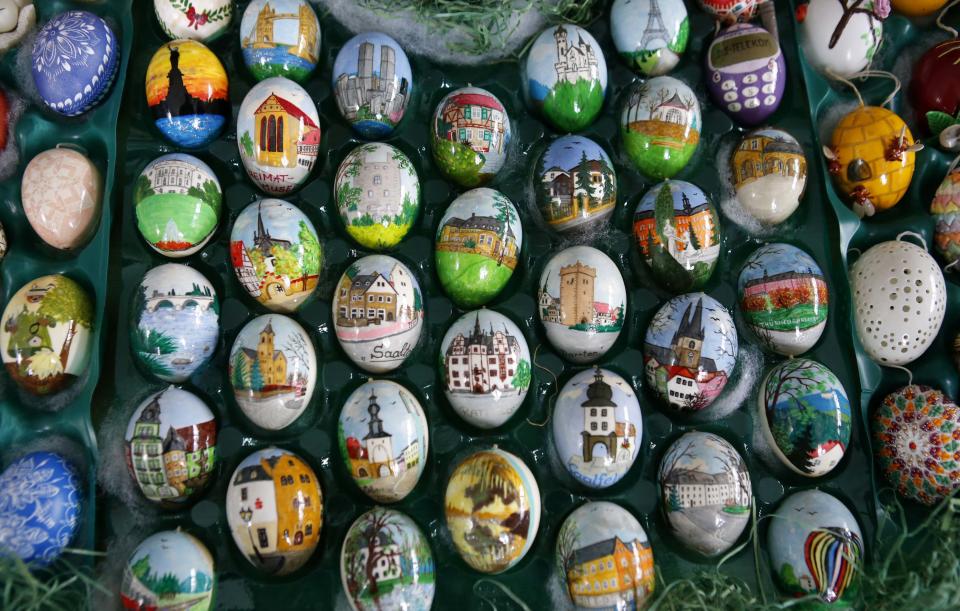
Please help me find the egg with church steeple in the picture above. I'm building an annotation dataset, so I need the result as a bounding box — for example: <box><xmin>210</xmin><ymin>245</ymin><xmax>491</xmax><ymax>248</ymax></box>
<box><xmin>643</xmin><ymin>293</ymin><xmax>738</xmax><ymax>413</ymax></box>
<box><xmin>338</xmin><ymin>379</ymin><xmax>429</xmax><ymax>503</ymax></box>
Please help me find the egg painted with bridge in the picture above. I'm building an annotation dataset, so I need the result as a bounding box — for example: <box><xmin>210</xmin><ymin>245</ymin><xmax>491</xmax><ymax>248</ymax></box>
<box><xmin>706</xmin><ymin>23</ymin><xmax>785</xmax><ymax>126</ymax></box>
<box><xmin>240</xmin><ymin>0</ymin><xmax>321</xmax><ymax>82</ymax></box>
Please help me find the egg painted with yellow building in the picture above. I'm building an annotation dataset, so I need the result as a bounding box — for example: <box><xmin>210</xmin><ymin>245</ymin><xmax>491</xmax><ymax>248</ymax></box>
<box><xmin>226</xmin><ymin>447</ymin><xmax>323</xmax><ymax>575</ymax></box>
<box><xmin>731</xmin><ymin>128</ymin><xmax>807</xmax><ymax>225</ymax></box>
<box><xmin>825</xmin><ymin>105</ymin><xmax>921</xmax><ymax>218</ymax></box>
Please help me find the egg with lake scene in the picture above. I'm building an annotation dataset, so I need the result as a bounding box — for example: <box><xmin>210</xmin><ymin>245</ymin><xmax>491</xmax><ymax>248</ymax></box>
<box><xmin>441</xmin><ymin>310</ymin><xmax>531</xmax><ymax>429</ymax></box>
<box><xmin>731</xmin><ymin>128</ymin><xmax>807</xmax><ymax>225</ymax></box>
<box><xmin>155</xmin><ymin>0</ymin><xmax>232</xmax><ymax>42</ymax></box>
<box><xmin>1</xmin><ymin>275</ymin><xmax>94</xmax><ymax>396</ymax></box>
<box><xmin>335</xmin><ymin>142</ymin><xmax>420</xmax><ymax>250</ymax></box>
<box><xmin>706</xmin><ymin>23</ymin><xmax>785</xmax><ymax>126</ymax></box>
<box><xmin>146</xmin><ymin>40</ymin><xmax>228</xmax><ymax>149</ymax></box>
<box><xmin>533</xmin><ymin>135</ymin><xmax>616</xmax><ymax>234</ymax></box>
<box><xmin>240</xmin><ymin>0</ymin><xmax>320</xmax><ymax>82</ymax></box>
<box><xmin>758</xmin><ymin>359</ymin><xmax>850</xmax><ymax>478</ymax></box>
<box><xmin>768</xmin><ymin>490</ymin><xmax>863</xmax><ymax>604</ymax></box>
<box><xmin>620</xmin><ymin>76</ymin><xmax>700</xmax><ymax>179</ymax></box>
<box><xmin>697</xmin><ymin>0</ymin><xmax>757</xmax><ymax>24</ymax></box>
<box><xmin>444</xmin><ymin>447</ymin><xmax>541</xmax><ymax>574</ymax></box>
<box><xmin>339</xmin><ymin>380</ymin><xmax>428</xmax><ymax>503</ymax></box>
<box><xmin>930</xmin><ymin>168</ymin><xmax>960</xmax><ymax>266</ymax></box>
<box><xmin>238</xmin><ymin>77</ymin><xmax>321</xmax><ymax>195</ymax></box>
<box><xmin>797</xmin><ymin>0</ymin><xmax>885</xmax><ymax>79</ymax></box>
<box><xmin>333</xmin><ymin>255</ymin><xmax>423</xmax><ymax>373</ymax></box>
<box><xmin>538</xmin><ymin>246</ymin><xmax>627</xmax><ymax>364</ymax></box>
<box><xmin>556</xmin><ymin>502</ymin><xmax>656</xmax><ymax>609</ymax></box>
<box><xmin>22</xmin><ymin>147</ymin><xmax>102</xmax><ymax>251</ymax></box>
<box><xmin>131</xmin><ymin>264</ymin><xmax>219</xmax><ymax>383</ymax></box>
<box><xmin>121</xmin><ymin>530</ymin><xmax>215</xmax><ymax>611</ymax></box>
<box><xmin>333</xmin><ymin>32</ymin><xmax>412</xmax><ymax>139</ymax></box>
<box><xmin>32</xmin><ymin>11</ymin><xmax>119</xmax><ymax>116</ymax></box>
<box><xmin>552</xmin><ymin>367</ymin><xmax>642</xmax><ymax>489</ymax></box>
<box><xmin>436</xmin><ymin>188</ymin><xmax>522</xmax><ymax>308</ymax></box>
<box><xmin>643</xmin><ymin>293</ymin><xmax>738</xmax><ymax>413</ymax></box>
<box><xmin>229</xmin><ymin>314</ymin><xmax>316</xmax><ymax>431</ymax></box>
<box><xmin>611</xmin><ymin>0</ymin><xmax>688</xmax><ymax>77</ymax></box>
<box><xmin>633</xmin><ymin>180</ymin><xmax>720</xmax><ymax>292</ymax></box>
<box><xmin>431</xmin><ymin>86</ymin><xmax>511</xmax><ymax>188</ymax></box>
<box><xmin>341</xmin><ymin>508</ymin><xmax>435</xmax><ymax>611</ymax></box>
<box><xmin>0</xmin><ymin>451</ymin><xmax>80</xmax><ymax>567</ymax></box>
<box><xmin>226</xmin><ymin>447</ymin><xmax>323</xmax><ymax>575</ymax></box>
<box><xmin>230</xmin><ymin>199</ymin><xmax>322</xmax><ymax>313</ymax></box>
<box><xmin>738</xmin><ymin>243</ymin><xmax>828</xmax><ymax>356</ymax></box>
<box><xmin>134</xmin><ymin>153</ymin><xmax>221</xmax><ymax>258</ymax></box>
<box><xmin>524</xmin><ymin>24</ymin><xmax>607</xmax><ymax>132</ymax></box>
<box><xmin>659</xmin><ymin>432</ymin><xmax>751</xmax><ymax>556</ymax></box>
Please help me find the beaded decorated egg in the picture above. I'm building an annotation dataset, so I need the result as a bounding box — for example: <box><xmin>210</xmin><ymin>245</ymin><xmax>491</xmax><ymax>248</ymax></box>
<box><xmin>931</xmin><ymin>168</ymin><xmax>960</xmax><ymax>266</ymax></box>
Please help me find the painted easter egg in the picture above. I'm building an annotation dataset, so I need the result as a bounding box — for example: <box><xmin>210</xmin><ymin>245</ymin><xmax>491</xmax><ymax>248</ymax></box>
<box><xmin>731</xmin><ymin>128</ymin><xmax>807</xmax><ymax>224</ymax></box>
<box><xmin>698</xmin><ymin>0</ymin><xmax>757</xmax><ymax>24</ymax></box>
<box><xmin>556</xmin><ymin>502</ymin><xmax>656</xmax><ymax>609</ymax></box>
<box><xmin>892</xmin><ymin>0</ymin><xmax>948</xmax><ymax>17</ymax></box>
<box><xmin>334</xmin><ymin>143</ymin><xmax>420</xmax><ymax>250</ymax></box>
<box><xmin>0</xmin><ymin>220</ymin><xmax>6</xmax><ymax>261</ymax></box>
<box><xmin>146</xmin><ymin>40</ymin><xmax>228</xmax><ymax>149</ymax></box>
<box><xmin>341</xmin><ymin>508</ymin><xmax>435</xmax><ymax>611</ymax></box>
<box><xmin>22</xmin><ymin>147</ymin><xmax>102</xmax><ymax>251</ymax></box>
<box><xmin>797</xmin><ymin>0</ymin><xmax>884</xmax><ymax>79</ymax></box>
<box><xmin>706</xmin><ymin>23</ymin><xmax>785</xmax><ymax>126</ymax></box>
<box><xmin>237</xmin><ymin>77</ymin><xmax>321</xmax><ymax>195</ymax></box>
<box><xmin>32</xmin><ymin>11</ymin><xmax>119</xmax><ymax>116</ymax></box>
<box><xmin>611</xmin><ymin>0</ymin><xmax>688</xmax><ymax>77</ymax></box>
<box><xmin>533</xmin><ymin>135</ymin><xmax>617</xmax><ymax>234</ymax></box>
<box><xmin>436</xmin><ymin>188</ymin><xmax>522</xmax><ymax>307</ymax></box>
<box><xmin>538</xmin><ymin>246</ymin><xmax>626</xmax><ymax>364</ymax></box>
<box><xmin>134</xmin><ymin>153</ymin><xmax>222</xmax><ymax>258</ymax></box>
<box><xmin>633</xmin><ymin>180</ymin><xmax>720</xmax><ymax>292</ymax></box>
<box><xmin>552</xmin><ymin>367</ymin><xmax>642</xmax><ymax>489</ymax></box>
<box><xmin>524</xmin><ymin>24</ymin><xmax>607</xmax><ymax>132</ymax></box>
<box><xmin>333</xmin><ymin>32</ymin><xmax>412</xmax><ymax>139</ymax></box>
<box><xmin>121</xmin><ymin>530</ymin><xmax>215</xmax><ymax>610</ymax></box>
<box><xmin>850</xmin><ymin>238</ymin><xmax>946</xmax><ymax>366</ymax></box>
<box><xmin>226</xmin><ymin>447</ymin><xmax>323</xmax><ymax>575</ymax></box>
<box><xmin>155</xmin><ymin>0</ymin><xmax>232</xmax><ymax>41</ymax></box>
<box><xmin>659</xmin><ymin>432</ymin><xmax>751</xmax><ymax>556</ymax></box>
<box><xmin>911</xmin><ymin>39</ymin><xmax>960</xmax><ymax>137</ymax></box>
<box><xmin>0</xmin><ymin>451</ymin><xmax>80</xmax><ymax>566</ymax></box>
<box><xmin>124</xmin><ymin>386</ymin><xmax>217</xmax><ymax>507</ymax></box>
<box><xmin>444</xmin><ymin>447</ymin><xmax>540</xmax><ymax>574</ymax></box>
<box><xmin>873</xmin><ymin>385</ymin><xmax>960</xmax><ymax>505</ymax></box>
<box><xmin>738</xmin><ymin>244</ymin><xmax>828</xmax><ymax>356</ymax></box>
<box><xmin>620</xmin><ymin>76</ymin><xmax>701</xmax><ymax>179</ymax></box>
<box><xmin>338</xmin><ymin>380</ymin><xmax>428</xmax><ymax>503</ymax></box>
<box><xmin>441</xmin><ymin>310</ymin><xmax>531</xmax><ymax>429</ymax></box>
<box><xmin>131</xmin><ymin>264</ymin><xmax>219</xmax><ymax>383</ymax></box>
<box><xmin>931</xmin><ymin>168</ymin><xmax>960</xmax><ymax>266</ymax></box>
<box><xmin>332</xmin><ymin>255</ymin><xmax>423</xmax><ymax>373</ymax></box>
<box><xmin>759</xmin><ymin>359</ymin><xmax>851</xmax><ymax>477</ymax></box>
<box><xmin>240</xmin><ymin>0</ymin><xmax>320</xmax><ymax>82</ymax></box>
<box><xmin>431</xmin><ymin>86</ymin><xmax>511</xmax><ymax>188</ymax></box>
<box><xmin>230</xmin><ymin>199</ymin><xmax>321</xmax><ymax>313</ymax></box>
<box><xmin>643</xmin><ymin>293</ymin><xmax>738</xmax><ymax>413</ymax></box>
<box><xmin>228</xmin><ymin>314</ymin><xmax>316</xmax><ymax>431</ymax></box>
<box><xmin>0</xmin><ymin>275</ymin><xmax>93</xmax><ymax>395</ymax></box>
<box><xmin>827</xmin><ymin>106</ymin><xmax>919</xmax><ymax>218</ymax></box>
<box><xmin>768</xmin><ymin>490</ymin><xmax>863</xmax><ymax>604</ymax></box>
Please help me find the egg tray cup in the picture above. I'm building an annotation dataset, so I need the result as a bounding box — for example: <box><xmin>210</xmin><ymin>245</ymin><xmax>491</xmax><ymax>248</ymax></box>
<box><xmin>84</xmin><ymin>1</ymin><xmax>888</xmax><ymax>609</ymax></box>
<box><xmin>0</xmin><ymin>0</ymin><xmax>133</xmax><ymax>597</ymax></box>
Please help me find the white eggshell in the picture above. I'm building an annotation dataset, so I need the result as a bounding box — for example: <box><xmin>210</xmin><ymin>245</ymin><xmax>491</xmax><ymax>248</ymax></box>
<box><xmin>799</xmin><ymin>0</ymin><xmax>883</xmax><ymax>79</ymax></box>
<box><xmin>21</xmin><ymin>148</ymin><xmax>102</xmax><ymax>250</ymax></box>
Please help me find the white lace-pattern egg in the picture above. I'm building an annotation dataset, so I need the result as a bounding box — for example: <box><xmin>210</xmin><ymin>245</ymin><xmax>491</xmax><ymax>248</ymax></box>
<box><xmin>851</xmin><ymin>238</ymin><xmax>946</xmax><ymax>366</ymax></box>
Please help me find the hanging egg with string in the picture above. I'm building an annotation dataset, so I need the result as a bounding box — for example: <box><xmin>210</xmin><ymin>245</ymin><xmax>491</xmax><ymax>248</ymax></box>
<box><xmin>912</xmin><ymin>3</ymin><xmax>960</xmax><ymax>140</ymax></box>
<box><xmin>796</xmin><ymin>0</ymin><xmax>887</xmax><ymax>79</ymax></box>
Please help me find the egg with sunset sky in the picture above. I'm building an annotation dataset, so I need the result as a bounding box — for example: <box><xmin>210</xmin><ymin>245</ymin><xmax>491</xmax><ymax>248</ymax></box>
<box><xmin>146</xmin><ymin>40</ymin><xmax>230</xmax><ymax>149</ymax></box>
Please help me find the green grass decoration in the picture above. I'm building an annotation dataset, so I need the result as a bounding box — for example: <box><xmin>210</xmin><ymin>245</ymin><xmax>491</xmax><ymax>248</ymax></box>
<box><xmin>0</xmin><ymin>550</ymin><xmax>106</xmax><ymax>610</ymax></box>
<box><xmin>541</xmin><ymin>78</ymin><xmax>604</xmax><ymax>132</ymax></box>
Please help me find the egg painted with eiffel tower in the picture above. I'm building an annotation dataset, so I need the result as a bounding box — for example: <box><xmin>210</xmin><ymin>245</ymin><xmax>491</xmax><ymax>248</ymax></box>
<box><xmin>610</xmin><ymin>0</ymin><xmax>689</xmax><ymax>77</ymax></box>
<box><xmin>552</xmin><ymin>367</ymin><xmax>642</xmax><ymax>489</ymax></box>
<box><xmin>146</xmin><ymin>40</ymin><xmax>229</xmax><ymax>148</ymax></box>
<box><xmin>643</xmin><ymin>293</ymin><xmax>738</xmax><ymax>413</ymax></box>
<box><xmin>706</xmin><ymin>22</ymin><xmax>785</xmax><ymax>126</ymax></box>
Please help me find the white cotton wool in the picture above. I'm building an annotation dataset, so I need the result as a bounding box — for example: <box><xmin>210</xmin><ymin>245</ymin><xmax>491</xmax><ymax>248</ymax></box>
<box><xmin>690</xmin><ymin>342</ymin><xmax>764</xmax><ymax>422</ymax></box>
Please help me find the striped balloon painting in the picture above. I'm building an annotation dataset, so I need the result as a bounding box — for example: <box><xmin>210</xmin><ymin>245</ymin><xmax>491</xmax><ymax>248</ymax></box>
<box><xmin>803</xmin><ymin>526</ymin><xmax>863</xmax><ymax>603</ymax></box>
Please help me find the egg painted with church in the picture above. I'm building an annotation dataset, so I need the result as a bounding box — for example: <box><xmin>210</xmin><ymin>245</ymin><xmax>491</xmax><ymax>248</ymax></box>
<box><xmin>431</xmin><ymin>86</ymin><xmax>512</xmax><ymax>188</ymax></box>
<box><xmin>620</xmin><ymin>76</ymin><xmax>701</xmax><ymax>179</ymax></box>
<box><xmin>240</xmin><ymin>0</ymin><xmax>321</xmax><ymax>82</ymax></box>
<box><xmin>552</xmin><ymin>367</ymin><xmax>642</xmax><ymax>489</ymax></box>
<box><xmin>731</xmin><ymin>128</ymin><xmax>807</xmax><ymax>225</ymax></box>
<box><xmin>643</xmin><ymin>293</ymin><xmax>738</xmax><ymax>413</ymax></box>
<box><xmin>706</xmin><ymin>22</ymin><xmax>785</xmax><ymax>126</ymax></box>
<box><xmin>237</xmin><ymin>77</ymin><xmax>321</xmax><ymax>195</ymax></box>
<box><xmin>333</xmin><ymin>32</ymin><xmax>412</xmax><ymax>139</ymax></box>
<box><xmin>633</xmin><ymin>180</ymin><xmax>720</xmax><ymax>293</ymax></box>
<box><xmin>332</xmin><ymin>255</ymin><xmax>424</xmax><ymax>373</ymax></box>
<box><xmin>533</xmin><ymin>135</ymin><xmax>617</xmax><ymax>234</ymax></box>
<box><xmin>338</xmin><ymin>379</ymin><xmax>429</xmax><ymax>503</ymax></box>
<box><xmin>611</xmin><ymin>0</ymin><xmax>689</xmax><ymax>77</ymax></box>
<box><xmin>440</xmin><ymin>310</ymin><xmax>531</xmax><ymax>429</ymax></box>
<box><xmin>124</xmin><ymin>386</ymin><xmax>218</xmax><ymax>507</ymax></box>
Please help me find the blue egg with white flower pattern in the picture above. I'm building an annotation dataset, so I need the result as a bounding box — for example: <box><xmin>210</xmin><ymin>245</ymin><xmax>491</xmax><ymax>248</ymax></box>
<box><xmin>0</xmin><ymin>451</ymin><xmax>81</xmax><ymax>566</ymax></box>
<box><xmin>31</xmin><ymin>11</ymin><xmax>120</xmax><ymax>117</ymax></box>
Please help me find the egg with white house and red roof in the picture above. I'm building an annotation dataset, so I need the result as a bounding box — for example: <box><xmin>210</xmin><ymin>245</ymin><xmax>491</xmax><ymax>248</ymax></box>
<box><xmin>431</xmin><ymin>86</ymin><xmax>512</xmax><ymax>188</ymax></box>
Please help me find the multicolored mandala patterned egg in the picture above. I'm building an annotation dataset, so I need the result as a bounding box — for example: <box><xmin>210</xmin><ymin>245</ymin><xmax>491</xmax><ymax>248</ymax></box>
<box><xmin>931</xmin><ymin>168</ymin><xmax>960</xmax><ymax>266</ymax></box>
<box><xmin>873</xmin><ymin>385</ymin><xmax>960</xmax><ymax>505</ymax></box>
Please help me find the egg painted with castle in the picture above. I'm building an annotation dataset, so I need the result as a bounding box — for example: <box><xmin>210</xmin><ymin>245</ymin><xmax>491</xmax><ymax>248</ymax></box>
<box><xmin>333</xmin><ymin>32</ymin><xmax>412</xmax><ymax>139</ymax></box>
